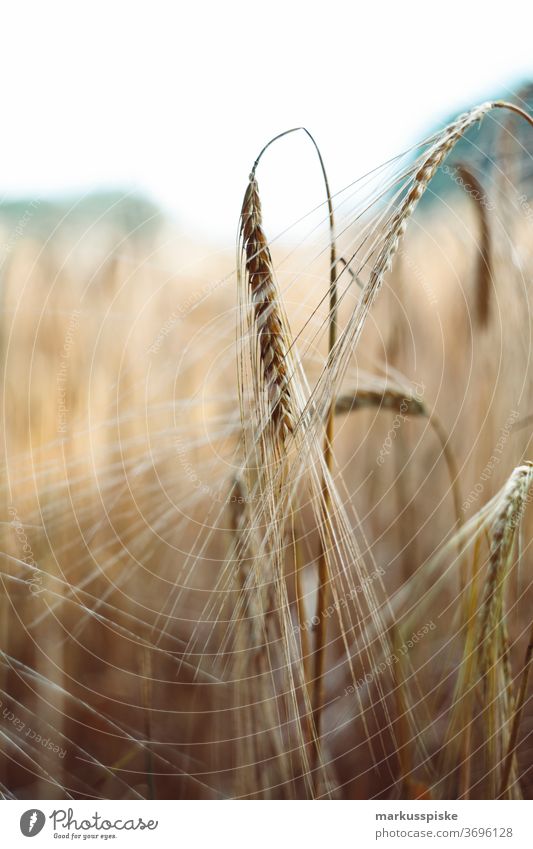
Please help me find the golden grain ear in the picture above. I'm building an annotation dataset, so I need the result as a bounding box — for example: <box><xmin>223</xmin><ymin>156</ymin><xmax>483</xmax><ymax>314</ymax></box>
<box><xmin>434</xmin><ymin>463</ymin><xmax>533</xmax><ymax>799</ymax></box>
<box><xmin>239</xmin><ymin>174</ymin><xmax>296</xmax><ymax>446</ymax></box>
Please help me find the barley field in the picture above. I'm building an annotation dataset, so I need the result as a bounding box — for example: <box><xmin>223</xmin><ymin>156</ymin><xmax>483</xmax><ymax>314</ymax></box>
<box><xmin>1</xmin><ymin>88</ymin><xmax>533</xmax><ymax>801</ymax></box>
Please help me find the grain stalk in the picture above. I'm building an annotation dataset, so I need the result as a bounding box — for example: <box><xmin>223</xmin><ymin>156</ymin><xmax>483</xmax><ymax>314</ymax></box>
<box><xmin>228</xmin><ymin>476</ymin><xmax>296</xmax><ymax>796</ymax></box>
<box><xmin>498</xmin><ymin>618</ymin><xmax>533</xmax><ymax>798</ymax></box>
<box><xmin>239</xmin><ymin>128</ymin><xmax>338</xmax><ymax>793</ymax></box>
<box><xmin>454</xmin><ymin>164</ymin><xmax>492</xmax><ymax>326</ymax></box>
<box><xmin>140</xmin><ymin>647</ymin><xmax>155</xmax><ymax>799</ymax></box>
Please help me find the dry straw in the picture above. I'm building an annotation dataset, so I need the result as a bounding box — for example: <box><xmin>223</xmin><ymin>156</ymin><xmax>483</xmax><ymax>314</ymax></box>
<box><xmin>454</xmin><ymin>164</ymin><xmax>492</xmax><ymax>326</ymax></box>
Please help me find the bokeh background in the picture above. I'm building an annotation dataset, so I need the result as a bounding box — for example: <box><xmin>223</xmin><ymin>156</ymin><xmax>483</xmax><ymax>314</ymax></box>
<box><xmin>1</xmin><ymin>1</ymin><xmax>533</xmax><ymax>800</ymax></box>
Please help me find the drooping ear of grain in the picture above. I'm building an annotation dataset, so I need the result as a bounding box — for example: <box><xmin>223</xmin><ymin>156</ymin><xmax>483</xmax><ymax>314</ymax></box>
<box><xmin>477</xmin><ymin>463</ymin><xmax>533</xmax><ymax>798</ymax></box>
<box><xmin>478</xmin><ymin>463</ymin><xmax>533</xmax><ymax>677</ymax></box>
<box><xmin>369</xmin><ymin>105</ymin><xmax>497</xmax><ymax>290</ymax></box>
<box><xmin>439</xmin><ymin>463</ymin><xmax>533</xmax><ymax>799</ymax></box>
<box><xmin>334</xmin><ymin>386</ymin><xmax>426</xmax><ymax>417</ymax></box>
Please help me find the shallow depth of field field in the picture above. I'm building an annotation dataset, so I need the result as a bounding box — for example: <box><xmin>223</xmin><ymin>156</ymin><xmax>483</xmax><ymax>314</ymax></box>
<box><xmin>1</xmin><ymin>87</ymin><xmax>533</xmax><ymax>800</ymax></box>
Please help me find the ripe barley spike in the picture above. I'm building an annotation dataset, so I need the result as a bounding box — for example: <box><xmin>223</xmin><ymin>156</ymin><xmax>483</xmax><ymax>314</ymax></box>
<box><xmin>240</xmin><ymin>174</ymin><xmax>295</xmax><ymax>446</ymax></box>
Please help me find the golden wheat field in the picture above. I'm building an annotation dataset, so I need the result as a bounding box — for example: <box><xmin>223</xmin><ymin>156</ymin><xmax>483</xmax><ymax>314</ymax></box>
<box><xmin>1</xmin><ymin>87</ymin><xmax>533</xmax><ymax>803</ymax></box>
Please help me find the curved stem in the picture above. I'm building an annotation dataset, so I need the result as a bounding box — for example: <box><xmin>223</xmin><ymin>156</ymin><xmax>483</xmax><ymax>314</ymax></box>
<box><xmin>428</xmin><ymin>415</ymin><xmax>463</xmax><ymax>533</ymax></box>
<box><xmin>492</xmin><ymin>101</ymin><xmax>533</xmax><ymax>129</ymax></box>
<box><xmin>428</xmin><ymin>414</ymin><xmax>465</xmax><ymax>588</ymax></box>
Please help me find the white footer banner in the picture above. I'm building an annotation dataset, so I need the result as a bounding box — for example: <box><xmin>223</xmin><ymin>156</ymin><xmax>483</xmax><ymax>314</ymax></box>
<box><xmin>1</xmin><ymin>800</ymin><xmax>532</xmax><ymax>848</ymax></box>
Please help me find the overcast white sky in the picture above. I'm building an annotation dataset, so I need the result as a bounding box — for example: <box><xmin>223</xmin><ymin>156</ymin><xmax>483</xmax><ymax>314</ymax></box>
<box><xmin>1</xmin><ymin>0</ymin><xmax>532</xmax><ymax>242</ymax></box>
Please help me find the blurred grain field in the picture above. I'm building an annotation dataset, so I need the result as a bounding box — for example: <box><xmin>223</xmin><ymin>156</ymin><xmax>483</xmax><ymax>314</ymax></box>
<box><xmin>1</xmin><ymin>89</ymin><xmax>533</xmax><ymax>800</ymax></box>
